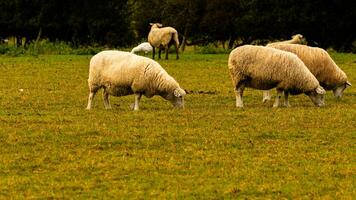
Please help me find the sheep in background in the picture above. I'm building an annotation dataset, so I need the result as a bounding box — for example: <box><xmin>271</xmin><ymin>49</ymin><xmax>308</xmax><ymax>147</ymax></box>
<box><xmin>131</xmin><ymin>42</ymin><xmax>153</xmax><ymax>55</ymax></box>
<box><xmin>269</xmin><ymin>34</ymin><xmax>305</xmax><ymax>45</ymax></box>
<box><xmin>228</xmin><ymin>45</ymin><xmax>326</xmax><ymax>108</ymax></box>
<box><xmin>263</xmin><ymin>44</ymin><xmax>352</xmax><ymax>102</ymax></box>
<box><xmin>86</xmin><ymin>50</ymin><xmax>186</xmax><ymax>110</ymax></box>
<box><xmin>0</xmin><ymin>38</ymin><xmax>9</xmax><ymax>44</ymax></box>
<box><xmin>148</xmin><ymin>23</ymin><xmax>179</xmax><ymax>60</ymax></box>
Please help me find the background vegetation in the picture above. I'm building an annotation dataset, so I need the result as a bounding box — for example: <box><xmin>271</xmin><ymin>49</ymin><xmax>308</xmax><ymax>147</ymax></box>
<box><xmin>1</xmin><ymin>0</ymin><xmax>356</xmax><ymax>51</ymax></box>
<box><xmin>0</xmin><ymin>51</ymin><xmax>355</xmax><ymax>198</ymax></box>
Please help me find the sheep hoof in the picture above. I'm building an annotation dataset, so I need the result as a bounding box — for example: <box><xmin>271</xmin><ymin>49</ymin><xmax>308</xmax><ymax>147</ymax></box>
<box><xmin>262</xmin><ymin>97</ymin><xmax>271</xmax><ymax>103</ymax></box>
<box><xmin>130</xmin><ymin>104</ymin><xmax>139</xmax><ymax>111</ymax></box>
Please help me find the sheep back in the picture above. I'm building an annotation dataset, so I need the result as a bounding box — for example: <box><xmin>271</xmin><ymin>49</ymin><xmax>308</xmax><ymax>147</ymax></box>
<box><xmin>88</xmin><ymin>50</ymin><xmax>180</xmax><ymax>97</ymax></box>
<box><xmin>228</xmin><ymin>45</ymin><xmax>319</xmax><ymax>94</ymax></box>
<box><xmin>267</xmin><ymin>44</ymin><xmax>348</xmax><ymax>90</ymax></box>
<box><xmin>131</xmin><ymin>42</ymin><xmax>152</xmax><ymax>53</ymax></box>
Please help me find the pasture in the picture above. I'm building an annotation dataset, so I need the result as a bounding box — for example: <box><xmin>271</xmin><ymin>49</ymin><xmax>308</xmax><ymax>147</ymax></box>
<box><xmin>0</xmin><ymin>52</ymin><xmax>355</xmax><ymax>198</ymax></box>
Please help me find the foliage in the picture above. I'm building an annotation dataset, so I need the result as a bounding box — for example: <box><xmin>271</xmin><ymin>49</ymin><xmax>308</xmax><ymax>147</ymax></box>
<box><xmin>0</xmin><ymin>0</ymin><xmax>134</xmax><ymax>47</ymax></box>
<box><xmin>193</xmin><ymin>44</ymin><xmax>230</xmax><ymax>54</ymax></box>
<box><xmin>1</xmin><ymin>0</ymin><xmax>355</xmax><ymax>51</ymax></box>
<box><xmin>0</xmin><ymin>52</ymin><xmax>355</xmax><ymax>198</ymax></box>
<box><xmin>0</xmin><ymin>40</ymin><xmax>105</xmax><ymax>56</ymax></box>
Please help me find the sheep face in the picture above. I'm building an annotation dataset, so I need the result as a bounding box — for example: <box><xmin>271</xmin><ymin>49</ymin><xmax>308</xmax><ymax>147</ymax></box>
<box><xmin>306</xmin><ymin>86</ymin><xmax>326</xmax><ymax>107</ymax></box>
<box><xmin>163</xmin><ymin>88</ymin><xmax>186</xmax><ymax>109</ymax></box>
<box><xmin>333</xmin><ymin>81</ymin><xmax>352</xmax><ymax>98</ymax></box>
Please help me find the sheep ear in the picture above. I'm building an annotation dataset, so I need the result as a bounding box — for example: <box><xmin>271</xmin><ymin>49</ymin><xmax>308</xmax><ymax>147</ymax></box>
<box><xmin>316</xmin><ymin>86</ymin><xmax>326</xmax><ymax>94</ymax></box>
<box><xmin>346</xmin><ymin>81</ymin><xmax>352</xmax><ymax>87</ymax></box>
<box><xmin>149</xmin><ymin>23</ymin><xmax>154</xmax><ymax>26</ymax></box>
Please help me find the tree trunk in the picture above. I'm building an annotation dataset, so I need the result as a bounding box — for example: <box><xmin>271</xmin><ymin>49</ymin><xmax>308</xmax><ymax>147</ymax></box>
<box><xmin>228</xmin><ymin>37</ymin><xmax>235</xmax><ymax>49</ymax></box>
<box><xmin>34</xmin><ymin>27</ymin><xmax>42</xmax><ymax>49</ymax></box>
<box><xmin>180</xmin><ymin>26</ymin><xmax>188</xmax><ymax>52</ymax></box>
<box><xmin>16</xmin><ymin>36</ymin><xmax>22</xmax><ymax>47</ymax></box>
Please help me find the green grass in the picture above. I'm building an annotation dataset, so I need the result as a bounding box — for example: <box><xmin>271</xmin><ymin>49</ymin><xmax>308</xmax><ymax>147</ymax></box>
<box><xmin>0</xmin><ymin>52</ymin><xmax>355</xmax><ymax>199</ymax></box>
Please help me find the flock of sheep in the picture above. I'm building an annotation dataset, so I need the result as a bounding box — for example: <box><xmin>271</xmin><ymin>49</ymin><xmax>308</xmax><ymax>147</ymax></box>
<box><xmin>86</xmin><ymin>23</ymin><xmax>351</xmax><ymax>110</ymax></box>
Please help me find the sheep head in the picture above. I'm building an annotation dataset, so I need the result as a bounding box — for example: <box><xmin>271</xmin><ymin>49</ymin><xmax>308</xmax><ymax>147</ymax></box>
<box><xmin>149</xmin><ymin>23</ymin><xmax>163</xmax><ymax>29</ymax></box>
<box><xmin>163</xmin><ymin>87</ymin><xmax>186</xmax><ymax>109</ymax></box>
<box><xmin>292</xmin><ymin>34</ymin><xmax>303</xmax><ymax>40</ymax></box>
<box><xmin>306</xmin><ymin>86</ymin><xmax>326</xmax><ymax>107</ymax></box>
<box><xmin>292</xmin><ymin>34</ymin><xmax>307</xmax><ymax>44</ymax></box>
<box><xmin>333</xmin><ymin>81</ymin><xmax>352</xmax><ymax>99</ymax></box>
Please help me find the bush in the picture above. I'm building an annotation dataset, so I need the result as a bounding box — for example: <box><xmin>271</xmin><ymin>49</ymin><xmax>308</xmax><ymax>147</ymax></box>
<box><xmin>0</xmin><ymin>39</ymin><xmax>104</xmax><ymax>56</ymax></box>
<box><xmin>0</xmin><ymin>45</ymin><xmax>26</xmax><ymax>56</ymax></box>
<box><xmin>194</xmin><ymin>44</ymin><xmax>230</xmax><ymax>54</ymax></box>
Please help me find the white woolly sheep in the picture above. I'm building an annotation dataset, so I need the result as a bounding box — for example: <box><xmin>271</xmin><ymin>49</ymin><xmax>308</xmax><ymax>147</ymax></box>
<box><xmin>269</xmin><ymin>34</ymin><xmax>305</xmax><ymax>45</ymax></box>
<box><xmin>148</xmin><ymin>23</ymin><xmax>179</xmax><ymax>60</ymax></box>
<box><xmin>131</xmin><ymin>42</ymin><xmax>153</xmax><ymax>54</ymax></box>
<box><xmin>1</xmin><ymin>38</ymin><xmax>9</xmax><ymax>44</ymax></box>
<box><xmin>228</xmin><ymin>45</ymin><xmax>326</xmax><ymax>108</ymax></box>
<box><xmin>86</xmin><ymin>50</ymin><xmax>186</xmax><ymax>110</ymax></box>
<box><xmin>263</xmin><ymin>43</ymin><xmax>352</xmax><ymax>102</ymax></box>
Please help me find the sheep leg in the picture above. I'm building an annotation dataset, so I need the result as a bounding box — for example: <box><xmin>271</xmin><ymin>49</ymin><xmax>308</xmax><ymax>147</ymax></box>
<box><xmin>86</xmin><ymin>87</ymin><xmax>99</xmax><ymax>110</ymax></box>
<box><xmin>165</xmin><ymin>46</ymin><xmax>169</xmax><ymax>60</ymax></box>
<box><xmin>173</xmin><ymin>42</ymin><xmax>179</xmax><ymax>60</ymax></box>
<box><xmin>152</xmin><ymin>47</ymin><xmax>155</xmax><ymax>59</ymax></box>
<box><xmin>102</xmin><ymin>88</ymin><xmax>112</xmax><ymax>109</ymax></box>
<box><xmin>273</xmin><ymin>89</ymin><xmax>283</xmax><ymax>108</ymax></box>
<box><xmin>131</xmin><ymin>93</ymin><xmax>142</xmax><ymax>111</ymax></box>
<box><xmin>158</xmin><ymin>48</ymin><xmax>162</xmax><ymax>59</ymax></box>
<box><xmin>284</xmin><ymin>91</ymin><xmax>290</xmax><ymax>107</ymax></box>
<box><xmin>262</xmin><ymin>90</ymin><xmax>272</xmax><ymax>103</ymax></box>
<box><xmin>235</xmin><ymin>84</ymin><xmax>245</xmax><ymax>108</ymax></box>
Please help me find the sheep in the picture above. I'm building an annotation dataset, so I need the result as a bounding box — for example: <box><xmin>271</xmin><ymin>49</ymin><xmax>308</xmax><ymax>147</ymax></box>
<box><xmin>131</xmin><ymin>42</ymin><xmax>153</xmax><ymax>55</ymax></box>
<box><xmin>263</xmin><ymin>43</ymin><xmax>352</xmax><ymax>102</ymax></box>
<box><xmin>228</xmin><ymin>45</ymin><xmax>326</xmax><ymax>108</ymax></box>
<box><xmin>268</xmin><ymin>34</ymin><xmax>305</xmax><ymax>45</ymax></box>
<box><xmin>0</xmin><ymin>38</ymin><xmax>9</xmax><ymax>44</ymax></box>
<box><xmin>148</xmin><ymin>23</ymin><xmax>179</xmax><ymax>60</ymax></box>
<box><xmin>86</xmin><ymin>50</ymin><xmax>186</xmax><ymax>110</ymax></box>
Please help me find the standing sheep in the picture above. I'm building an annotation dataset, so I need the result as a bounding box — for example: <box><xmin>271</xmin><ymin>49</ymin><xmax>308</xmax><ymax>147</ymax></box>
<box><xmin>228</xmin><ymin>45</ymin><xmax>326</xmax><ymax>108</ymax></box>
<box><xmin>131</xmin><ymin>42</ymin><xmax>153</xmax><ymax>55</ymax></box>
<box><xmin>148</xmin><ymin>23</ymin><xmax>179</xmax><ymax>60</ymax></box>
<box><xmin>268</xmin><ymin>34</ymin><xmax>305</xmax><ymax>45</ymax></box>
<box><xmin>263</xmin><ymin>44</ymin><xmax>352</xmax><ymax>102</ymax></box>
<box><xmin>86</xmin><ymin>50</ymin><xmax>186</xmax><ymax>110</ymax></box>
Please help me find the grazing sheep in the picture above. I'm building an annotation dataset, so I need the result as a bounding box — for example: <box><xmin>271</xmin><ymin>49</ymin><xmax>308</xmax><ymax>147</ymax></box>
<box><xmin>263</xmin><ymin>44</ymin><xmax>352</xmax><ymax>102</ymax></box>
<box><xmin>0</xmin><ymin>38</ymin><xmax>9</xmax><ymax>44</ymax></box>
<box><xmin>269</xmin><ymin>34</ymin><xmax>305</xmax><ymax>45</ymax></box>
<box><xmin>86</xmin><ymin>50</ymin><xmax>186</xmax><ymax>110</ymax></box>
<box><xmin>148</xmin><ymin>23</ymin><xmax>179</xmax><ymax>60</ymax></box>
<box><xmin>228</xmin><ymin>45</ymin><xmax>326</xmax><ymax>108</ymax></box>
<box><xmin>131</xmin><ymin>42</ymin><xmax>153</xmax><ymax>55</ymax></box>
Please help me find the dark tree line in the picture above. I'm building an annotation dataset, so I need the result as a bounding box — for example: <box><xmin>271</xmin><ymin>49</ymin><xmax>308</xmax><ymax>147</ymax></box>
<box><xmin>1</xmin><ymin>0</ymin><xmax>355</xmax><ymax>51</ymax></box>
<box><xmin>0</xmin><ymin>0</ymin><xmax>133</xmax><ymax>46</ymax></box>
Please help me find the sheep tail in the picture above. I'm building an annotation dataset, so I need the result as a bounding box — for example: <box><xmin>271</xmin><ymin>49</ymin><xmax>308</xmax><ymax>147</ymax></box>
<box><xmin>172</xmin><ymin>32</ymin><xmax>180</xmax><ymax>48</ymax></box>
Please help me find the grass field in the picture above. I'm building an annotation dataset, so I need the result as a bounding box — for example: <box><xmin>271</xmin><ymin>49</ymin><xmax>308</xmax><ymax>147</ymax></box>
<box><xmin>0</xmin><ymin>51</ymin><xmax>355</xmax><ymax>199</ymax></box>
